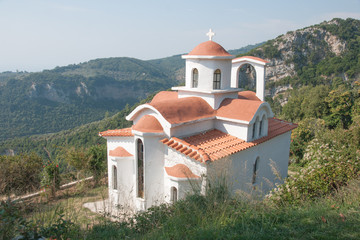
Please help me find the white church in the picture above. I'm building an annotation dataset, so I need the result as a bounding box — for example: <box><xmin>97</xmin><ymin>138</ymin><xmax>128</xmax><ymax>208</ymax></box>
<box><xmin>99</xmin><ymin>30</ymin><xmax>297</xmax><ymax>212</ymax></box>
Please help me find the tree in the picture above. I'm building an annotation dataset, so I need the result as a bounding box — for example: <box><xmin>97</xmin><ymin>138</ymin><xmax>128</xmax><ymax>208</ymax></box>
<box><xmin>0</xmin><ymin>153</ymin><xmax>42</xmax><ymax>196</ymax></box>
<box><xmin>87</xmin><ymin>145</ymin><xmax>107</xmax><ymax>186</ymax></box>
<box><xmin>64</xmin><ymin>144</ymin><xmax>106</xmax><ymax>187</ymax></box>
<box><xmin>324</xmin><ymin>88</ymin><xmax>354</xmax><ymax>129</ymax></box>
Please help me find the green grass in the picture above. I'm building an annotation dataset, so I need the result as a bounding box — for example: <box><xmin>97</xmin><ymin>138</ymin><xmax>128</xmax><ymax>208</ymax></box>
<box><xmin>3</xmin><ymin>179</ymin><xmax>360</xmax><ymax>239</ymax></box>
<box><xmin>87</xmin><ymin>179</ymin><xmax>360</xmax><ymax>239</ymax></box>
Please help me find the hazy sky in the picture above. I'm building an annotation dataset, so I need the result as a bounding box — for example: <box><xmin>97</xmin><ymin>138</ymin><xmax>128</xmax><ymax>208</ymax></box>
<box><xmin>1</xmin><ymin>0</ymin><xmax>359</xmax><ymax>72</ymax></box>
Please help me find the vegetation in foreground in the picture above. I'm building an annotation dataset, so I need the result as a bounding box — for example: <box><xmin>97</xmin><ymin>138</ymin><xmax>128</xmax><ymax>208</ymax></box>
<box><xmin>1</xmin><ymin>177</ymin><xmax>360</xmax><ymax>240</ymax></box>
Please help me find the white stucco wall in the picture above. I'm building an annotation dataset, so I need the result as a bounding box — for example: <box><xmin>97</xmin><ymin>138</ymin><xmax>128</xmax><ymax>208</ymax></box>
<box><xmin>231</xmin><ymin>60</ymin><xmax>266</xmax><ymax>101</ymax></box>
<box><xmin>170</xmin><ymin>118</ymin><xmax>215</xmax><ymax>138</ymax></box>
<box><xmin>163</xmin><ymin>148</ymin><xmax>207</xmax><ymax>202</ymax></box>
<box><xmin>185</xmin><ymin>58</ymin><xmax>232</xmax><ymax>90</ymax></box>
<box><xmin>136</xmin><ymin>134</ymin><xmax>166</xmax><ymax>210</ymax></box>
<box><xmin>207</xmin><ymin>131</ymin><xmax>292</xmax><ymax>196</ymax></box>
<box><xmin>109</xmin><ymin>157</ymin><xmax>135</xmax><ymax>210</ymax></box>
<box><xmin>106</xmin><ymin>137</ymin><xmax>135</xmax><ymax>209</ymax></box>
<box><xmin>215</xmin><ymin>119</ymin><xmax>249</xmax><ymax>140</ymax></box>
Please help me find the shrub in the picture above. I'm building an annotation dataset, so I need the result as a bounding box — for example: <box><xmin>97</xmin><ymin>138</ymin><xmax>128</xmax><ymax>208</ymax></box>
<box><xmin>41</xmin><ymin>160</ymin><xmax>61</xmax><ymax>198</ymax></box>
<box><xmin>290</xmin><ymin>118</ymin><xmax>325</xmax><ymax>164</ymax></box>
<box><xmin>64</xmin><ymin>144</ymin><xmax>106</xmax><ymax>187</ymax></box>
<box><xmin>269</xmin><ymin>127</ymin><xmax>360</xmax><ymax>204</ymax></box>
<box><xmin>0</xmin><ymin>153</ymin><xmax>42</xmax><ymax>196</ymax></box>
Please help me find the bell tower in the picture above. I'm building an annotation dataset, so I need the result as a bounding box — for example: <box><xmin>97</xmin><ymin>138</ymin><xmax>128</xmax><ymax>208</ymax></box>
<box><xmin>173</xmin><ymin>29</ymin><xmax>241</xmax><ymax>109</ymax></box>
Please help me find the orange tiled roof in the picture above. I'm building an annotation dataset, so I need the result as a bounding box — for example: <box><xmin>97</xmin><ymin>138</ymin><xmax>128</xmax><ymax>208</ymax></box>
<box><xmin>99</xmin><ymin>128</ymin><xmax>133</xmax><ymax>137</ymax></box>
<box><xmin>160</xmin><ymin>118</ymin><xmax>297</xmax><ymax>163</ymax></box>
<box><xmin>149</xmin><ymin>96</ymin><xmax>215</xmax><ymax>124</ymax></box>
<box><xmin>238</xmin><ymin>91</ymin><xmax>261</xmax><ymax>101</ymax></box>
<box><xmin>164</xmin><ymin>164</ymin><xmax>200</xmax><ymax>179</ymax></box>
<box><xmin>150</xmin><ymin>91</ymin><xmax>178</xmax><ymax>104</ymax></box>
<box><xmin>233</xmin><ymin>56</ymin><xmax>269</xmax><ymax>63</ymax></box>
<box><xmin>132</xmin><ymin>115</ymin><xmax>163</xmax><ymax>133</ymax></box>
<box><xmin>217</xmin><ymin>98</ymin><xmax>263</xmax><ymax>122</ymax></box>
<box><xmin>186</xmin><ymin>41</ymin><xmax>232</xmax><ymax>57</ymax></box>
<box><xmin>109</xmin><ymin>146</ymin><xmax>133</xmax><ymax>157</ymax></box>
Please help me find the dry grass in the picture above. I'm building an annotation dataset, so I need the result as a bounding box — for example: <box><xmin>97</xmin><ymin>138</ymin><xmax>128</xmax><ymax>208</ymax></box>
<box><xmin>21</xmin><ymin>178</ymin><xmax>109</xmax><ymax>229</ymax></box>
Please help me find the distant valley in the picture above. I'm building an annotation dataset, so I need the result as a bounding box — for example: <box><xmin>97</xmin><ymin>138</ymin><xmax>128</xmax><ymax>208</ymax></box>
<box><xmin>0</xmin><ymin>43</ymin><xmax>262</xmax><ymax>141</ymax></box>
<box><xmin>1</xmin><ymin>18</ymin><xmax>359</xmax><ymax>158</ymax></box>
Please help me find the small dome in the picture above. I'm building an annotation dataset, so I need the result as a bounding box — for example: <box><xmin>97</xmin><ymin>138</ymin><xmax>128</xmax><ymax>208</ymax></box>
<box><xmin>109</xmin><ymin>147</ymin><xmax>133</xmax><ymax>157</ymax></box>
<box><xmin>186</xmin><ymin>41</ymin><xmax>232</xmax><ymax>57</ymax></box>
<box><xmin>150</xmin><ymin>91</ymin><xmax>178</xmax><ymax>104</ymax></box>
<box><xmin>133</xmin><ymin>115</ymin><xmax>163</xmax><ymax>133</ymax></box>
<box><xmin>164</xmin><ymin>164</ymin><xmax>200</xmax><ymax>179</ymax></box>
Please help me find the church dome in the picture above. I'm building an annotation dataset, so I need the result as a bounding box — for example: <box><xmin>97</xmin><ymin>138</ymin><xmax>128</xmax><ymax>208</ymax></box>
<box><xmin>132</xmin><ymin>115</ymin><xmax>163</xmax><ymax>133</ymax></box>
<box><xmin>186</xmin><ymin>41</ymin><xmax>232</xmax><ymax>57</ymax></box>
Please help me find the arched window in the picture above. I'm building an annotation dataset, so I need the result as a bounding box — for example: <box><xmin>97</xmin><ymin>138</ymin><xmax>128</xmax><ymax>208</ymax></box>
<box><xmin>259</xmin><ymin>114</ymin><xmax>267</xmax><ymax>137</ymax></box>
<box><xmin>252</xmin><ymin>157</ymin><xmax>259</xmax><ymax>184</ymax></box>
<box><xmin>252</xmin><ymin>122</ymin><xmax>256</xmax><ymax>139</ymax></box>
<box><xmin>252</xmin><ymin>117</ymin><xmax>259</xmax><ymax>139</ymax></box>
<box><xmin>113</xmin><ymin>165</ymin><xmax>117</xmax><ymax>190</ymax></box>
<box><xmin>137</xmin><ymin>139</ymin><xmax>144</xmax><ymax>198</ymax></box>
<box><xmin>192</xmin><ymin>68</ymin><xmax>198</xmax><ymax>88</ymax></box>
<box><xmin>213</xmin><ymin>69</ymin><xmax>221</xmax><ymax>89</ymax></box>
<box><xmin>171</xmin><ymin>187</ymin><xmax>178</xmax><ymax>203</ymax></box>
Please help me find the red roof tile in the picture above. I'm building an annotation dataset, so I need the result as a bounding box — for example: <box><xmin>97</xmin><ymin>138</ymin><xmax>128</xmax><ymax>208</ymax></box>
<box><xmin>99</xmin><ymin>128</ymin><xmax>133</xmax><ymax>137</ymax></box>
<box><xmin>149</xmin><ymin>97</ymin><xmax>215</xmax><ymax>124</ymax></box>
<box><xmin>238</xmin><ymin>91</ymin><xmax>261</xmax><ymax>101</ymax></box>
<box><xmin>132</xmin><ymin>91</ymin><xmax>266</xmax><ymax>125</ymax></box>
<box><xmin>160</xmin><ymin>118</ymin><xmax>297</xmax><ymax>163</ymax></box>
<box><xmin>132</xmin><ymin>115</ymin><xmax>163</xmax><ymax>133</ymax></box>
<box><xmin>186</xmin><ymin>41</ymin><xmax>232</xmax><ymax>57</ymax></box>
<box><xmin>217</xmin><ymin>98</ymin><xmax>263</xmax><ymax>122</ymax></box>
<box><xmin>150</xmin><ymin>91</ymin><xmax>178</xmax><ymax>104</ymax></box>
<box><xmin>164</xmin><ymin>164</ymin><xmax>200</xmax><ymax>179</ymax></box>
<box><xmin>109</xmin><ymin>146</ymin><xmax>133</xmax><ymax>157</ymax></box>
<box><xmin>233</xmin><ymin>56</ymin><xmax>269</xmax><ymax>63</ymax></box>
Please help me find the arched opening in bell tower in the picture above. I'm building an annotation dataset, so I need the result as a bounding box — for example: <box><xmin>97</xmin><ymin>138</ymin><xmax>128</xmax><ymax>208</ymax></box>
<box><xmin>238</xmin><ymin>63</ymin><xmax>256</xmax><ymax>92</ymax></box>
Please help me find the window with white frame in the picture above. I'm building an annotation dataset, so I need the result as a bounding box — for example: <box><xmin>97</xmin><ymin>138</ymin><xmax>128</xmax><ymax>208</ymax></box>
<box><xmin>192</xmin><ymin>68</ymin><xmax>198</xmax><ymax>88</ymax></box>
<box><xmin>137</xmin><ymin>139</ymin><xmax>144</xmax><ymax>198</ymax></box>
<box><xmin>171</xmin><ymin>186</ymin><xmax>178</xmax><ymax>203</ymax></box>
<box><xmin>113</xmin><ymin>165</ymin><xmax>117</xmax><ymax>190</ymax></box>
<box><xmin>213</xmin><ymin>69</ymin><xmax>221</xmax><ymax>89</ymax></box>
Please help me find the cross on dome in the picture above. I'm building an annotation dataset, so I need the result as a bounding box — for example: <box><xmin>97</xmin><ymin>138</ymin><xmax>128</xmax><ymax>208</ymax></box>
<box><xmin>206</xmin><ymin>29</ymin><xmax>215</xmax><ymax>41</ymax></box>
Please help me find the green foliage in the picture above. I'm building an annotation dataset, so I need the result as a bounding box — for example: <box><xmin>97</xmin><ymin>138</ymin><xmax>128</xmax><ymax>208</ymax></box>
<box><xmin>324</xmin><ymin>87</ymin><xmax>355</xmax><ymax>129</ymax></box>
<box><xmin>87</xmin><ymin>145</ymin><xmax>107</xmax><ymax>186</ymax></box>
<box><xmin>84</xmin><ymin>178</ymin><xmax>360</xmax><ymax>239</ymax></box>
<box><xmin>281</xmin><ymin>85</ymin><xmax>330</xmax><ymax>122</ymax></box>
<box><xmin>63</xmin><ymin>144</ymin><xmax>106</xmax><ymax>186</ymax></box>
<box><xmin>282</xmin><ymin>84</ymin><xmax>359</xmax><ymax>128</ymax></box>
<box><xmin>290</xmin><ymin>118</ymin><xmax>325</xmax><ymax>164</ymax></box>
<box><xmin>41</xmin><ymin>160</ymin><xmax>61</xmax><ymax>198</ymax></box>
<box><xmin>0</xmin><ymin>88</ymin><xmax>159</xmax><ymax>162</ymax></box>
<box><xmin>270</xmin><ymin>126</ymin><xmax>360</xmax><ymax>204</ymax></box>
<box><xmin>0</xmin><ymin>153</ymin><xmax>42</xmax><ymax>196</ymax></box>
<box><xmin>238</xmin><ymin>18</ymin><xmax>360</xmax><ymax>91</ymax></box>
<box><xmin>0</xmin><ymin>200</ymin><xmax>79</xmax><ymax>240</ymax></box>
<box><xmin>0</xmin><ymin>57</ymin><xmax>177</xmax><ymax>141</ymax></box>
<box><xmin>39</xmin><ymin>208</ymin><xmax>78</xmax><ymax>239</ymax></box>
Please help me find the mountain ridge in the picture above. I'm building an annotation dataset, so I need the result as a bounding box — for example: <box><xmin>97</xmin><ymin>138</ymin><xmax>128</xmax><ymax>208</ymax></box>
<box><xmin>1</xmin><ymin>18</ymin><xmax>359</xmax><ymax>156</ymax></box>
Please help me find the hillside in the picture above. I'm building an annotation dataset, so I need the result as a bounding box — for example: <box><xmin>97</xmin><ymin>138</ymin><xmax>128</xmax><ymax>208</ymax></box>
<box><xmin>0</xmin><ymin>44</ymin><xmax>260</xmax><ymax>142</ymax></box>
<box><xmin>1</xmin><ymin>18</ymin><xmax>359</xmax><ymax>155</ymax></box>
<box><xmin>0</xmin><ymin>57</ymin><xmax>174</xmax><ymax>141</ymax></box>
<box><xmin>239</xmin><ymin>18</ymin><xmax>360</xmax><ymax>102</ymax></box>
